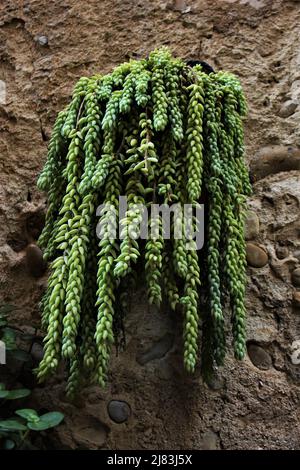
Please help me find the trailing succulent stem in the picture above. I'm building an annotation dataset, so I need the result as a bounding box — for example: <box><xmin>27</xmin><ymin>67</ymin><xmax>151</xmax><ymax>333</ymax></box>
<box><xmin>37</xmin><ymin>47</ymin><xmax>250</xmax><ymax>393</ymax></box>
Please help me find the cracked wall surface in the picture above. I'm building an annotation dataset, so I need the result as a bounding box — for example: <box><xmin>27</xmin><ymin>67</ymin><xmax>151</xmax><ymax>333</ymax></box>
<box><xmin>0</xmin><ymin>0</ymin><xmax>300</xmax><ymax>450</ymax></box>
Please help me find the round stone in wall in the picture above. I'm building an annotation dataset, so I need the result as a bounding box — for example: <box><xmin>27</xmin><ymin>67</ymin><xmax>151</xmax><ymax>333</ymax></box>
<box><xmin>290</xmin><ymin>340</ymin><xmax>300</xmax><ymax>365</ymax></box>
<box><xmin>31</xmin><ymin>342</ymin><xmax>44</xmax><ymax>362</ymax></box>
<box><xmin>244</xmin><ymin>211</ymin><xmax>259</xmax><ymax>240</ymax></box>
<box><xmin>26</xmin><ymin>243</ymin><xmax>46</xmax><ymax>277</ymax></box>
<box><xmin>291</xmin><ymin>268</ymin><xmax>300</xmax><ymax>287</ymax></box>
<box><xmin>293</xmin><ymin>291</ymin><xmax>300</xmax><ymax>308</ymax></box>
<box><xmin>206</xmin><ymin>374</ymin><xmax>225</xmax><ymax>391</ymax></box>
<box><xmin>278</xmin><ymin>99</ymin><xmax>298</xmax><ymax>118</ymax></box>
<box><xmin>276</xmin><ymin>245</ymin><xmax>289</xmax><ymax>260</ymax></box>
<box><xmin>293</xmin><ymin>250</ymin><xmax>300</xmax><ymax>261</ymax></box>
<box><xmin>246</xmin><ymin>243</ymin><xmax>268</xmax><ymax>268</ymax></box>
<box><xmin>35</xmin><ymin>35</ymin><xmax>48</xmax><ymax>46</ymax></box>
<box><xmin>247</xmin><ymin>344</ymin><xmax>272</xmax><ymax>370</ymax></box>
<box><xmin>108</xmin><ymin>400</ymin><xmax>131</xmax><ymax>424</ymax></box>
<box><xmin>200</xmin><ymin>430</ymin><xmax>219</xmax><ymax>450</ymax></box>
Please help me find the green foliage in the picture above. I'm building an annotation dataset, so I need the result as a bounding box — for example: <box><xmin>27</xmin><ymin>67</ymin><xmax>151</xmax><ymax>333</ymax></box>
<box><xmin>0</xmin><ymin>308</ymin><xmax>64</xmax><ymax>450</ymax></box>
<box><xmin>25</xmin><ymin>411</ymin><xmax>64</xmax><ymax>431</ymax></box>
<box><xmin>0</xmin><ymin>410</ymin><xmax>63</xmax><ymax>432</ymax></box>
<box><xmin>36</xmin><ymin>47</ymin><xmax>251</xmax><ymax>394</ymax></box>
<box><xmin>0</xmin><ymin>420</ymin><xmax>27</xmax><ymax>432</ymax></box>
<box><xmin>0</xmin><ymin>383</ymin><xmax>31</xmax><ymax>402</ymax></box>
<box><xmin>0</xmin><ymin>385</ymin><xmax>64</xmax><ymax>449</ymax></box>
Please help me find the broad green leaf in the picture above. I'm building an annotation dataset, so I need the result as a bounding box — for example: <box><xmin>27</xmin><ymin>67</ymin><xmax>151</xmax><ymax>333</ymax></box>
<box><xmin>40</xmin><ymin>411</ymin><xmax>64</xmax><ymax>426</ymax></box>
<box><xmin>0</xmin><ymin>420</ymin><xmax>27</xmax><ymax>431</ymax></box>
<box><xmin>6</xmin><ymin>389</ymin><xmax>31</xmax><ymax>400</ymax></box>
<box><xmin>0</xmin><ymin>383</ymin><xmax>6</xmax><ymax>390</ymax></box>
<box><xmin>27</xmin><ymin>421</ymin><xmax>50</xmax><ymax>431</ymax></box>
<box><xmin>0</xmin><ymin>390</ymin><xmax>9</xmax><ymax>398</ymax></box>
<box><xmin>15</xmin><ymin>409</ymin><xmax>39</xmax><ymax>422</ymax></box>
<box><xmin>3</xmin><ymin>439</ymin><xmax>15</xmax><ymax>450</ymax></box>
<box><xmin>28</xmin><ymin>412</ymin><xmax>64</xmax><ymax>431</ymax></box>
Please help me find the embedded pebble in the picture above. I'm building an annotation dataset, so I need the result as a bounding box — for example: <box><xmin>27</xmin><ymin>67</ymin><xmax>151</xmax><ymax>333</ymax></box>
<box><xmin>31</xmin><ymin>342</ymin><xmax>44</xmax><ymax>362</ymax></box>
<box><xmin>206</xmin><ymin>374</ymin><xmax>225</xmax><ymax>391</ymax></box>
<box><xmin>278</xmin><ymin>100</ymin><xmax>298</xmax><ymax>118</ymax></box>
<box><xmin>250</xmin><ymin>145</ymin><xmax>300</xmax><ymax>180</ymax></box>
<box><xmin>293</xmin><ymin>292</ymin><xmax>300</xmax><ymax>308</ymax></box>
<box><xmin>276</xmin><ymin>245</ymin><xmax>289</xmax><ymax>259</ymax></box>
<box><xmin>136</xmin><ymin>333</ymin><xmax>174</xmax><ymax>365</ymax></box>
<box><xmin>290</xmin><ymin>340</ymin><xmax>300</xmax><ymax>365</ymax></box>
<box><xmin>247</xmin><ymin>344</ymin><xmax>272</xmax><ymax>370</ymax></box>
<box><xmin>26</xmin><ymin>243</ymin><xmax>46</xmax><ymax>277</ymax></box>
<box><xmin>293</xmin><ymin>250</ymin><xmax>300</xmax><ymax>261</ymax></box>
<box><xmin>291</xmin><ymin>268</ymin><xmax>300</xmax><ymax>287</ymax></box>
<box><xmin>247</xmin><ymin>317</ymin><xmax>277</xmax><ymax>344</ymax></box>
<box><xmin>244</xmin><ymin>211</ymin><xmax>259</xmax><ymax>240</ymax></box>
<box><xmin>200</xmin><ymin>431</ymin><xmax>219</xmax><ymax>450</ymax></box>
<box><xmin>246</xmin><ymin>243</ymin><xmax>268</xmax><ymax>268</ymax></box>
<box><xmin>108</xmin><ymin>400</ymin><xmax>131</xmax><ymax>424</ymax></box>
<box><xmin>35</xmin><ymin>35</ymin><xmax>48</xmax><ymax>46</ymax></box>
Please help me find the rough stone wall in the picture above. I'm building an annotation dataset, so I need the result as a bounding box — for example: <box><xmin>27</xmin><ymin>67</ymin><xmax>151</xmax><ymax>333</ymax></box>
<box><xmin>1</xmin><ymin>0</ymin><xmax>300</xmax><ymax>450</ymax></box>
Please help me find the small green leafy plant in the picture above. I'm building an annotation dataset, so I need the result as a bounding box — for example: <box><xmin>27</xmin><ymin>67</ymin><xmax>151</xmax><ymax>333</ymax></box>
<box><xmin>0</xmin><ymin>306</ymin><xmax>64</xmax><ymax>450</ymax></box>
<box><xmin>0</xmin><ymin>383</ymin><xmax>64</xmax><ymax>450</ymax></box>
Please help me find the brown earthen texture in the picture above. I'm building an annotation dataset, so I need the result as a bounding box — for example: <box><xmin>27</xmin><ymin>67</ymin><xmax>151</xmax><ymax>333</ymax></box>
<box><xmin>1</xmin><ymin>0</ymin><xmax>300</xmax><ymax>450</ymax></box>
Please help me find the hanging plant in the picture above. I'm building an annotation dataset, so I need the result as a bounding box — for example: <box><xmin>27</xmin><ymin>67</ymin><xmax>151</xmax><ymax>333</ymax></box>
<box><xmin>36</xmin><ymin>47</ymin><xmax>251</xmax><ymax>397</ymax></box>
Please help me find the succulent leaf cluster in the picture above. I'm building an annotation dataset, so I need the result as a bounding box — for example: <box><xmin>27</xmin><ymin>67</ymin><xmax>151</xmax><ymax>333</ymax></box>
<box><xmin>36</xmin><ymin>47</ymin><xmax>250</xmax><ymax>395</ymax></box>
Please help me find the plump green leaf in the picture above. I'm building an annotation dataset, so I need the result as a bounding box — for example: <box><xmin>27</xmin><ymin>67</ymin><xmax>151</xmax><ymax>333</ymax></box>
<box><xmin>0</xmin><ymin>382</ymin><xmax>6</xmax><ymax>391</ymax></box>
<box><xmin>6</xmin><ymin>389</ymin><xmax>31</xmax><ymax>400</ymax></box>
<box><xmin>0</xmin><ymin>420</ymin><xmax>27</xmax><ymax>431</ymax></box>
<box><xmin>28</xmin><ymin>412</ymin><xmax>64</xmax><ymax>431</ymax></box>
<box><xmin>15</xmin><ymin>409</ymin><xmax>39</xmax><ymax>422</ymax></box>
<box><xmin>3</xmin><ymin>439</ymin><xmax>15</xmax><ymax>450</ymax></box>
<box><xmin>27</xmin><ymin>421</ymin><xmax>50</xmax><ymax>431</ymax></box>
<box><xmin>41</xmin><ymin>411</ymin><xmax>64</xmax><ymax>426</ymax></box>
<box><xmin>0</xmin><ymin>390</ymin><xmax>9</xmax><ymax>398</ymax></box>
